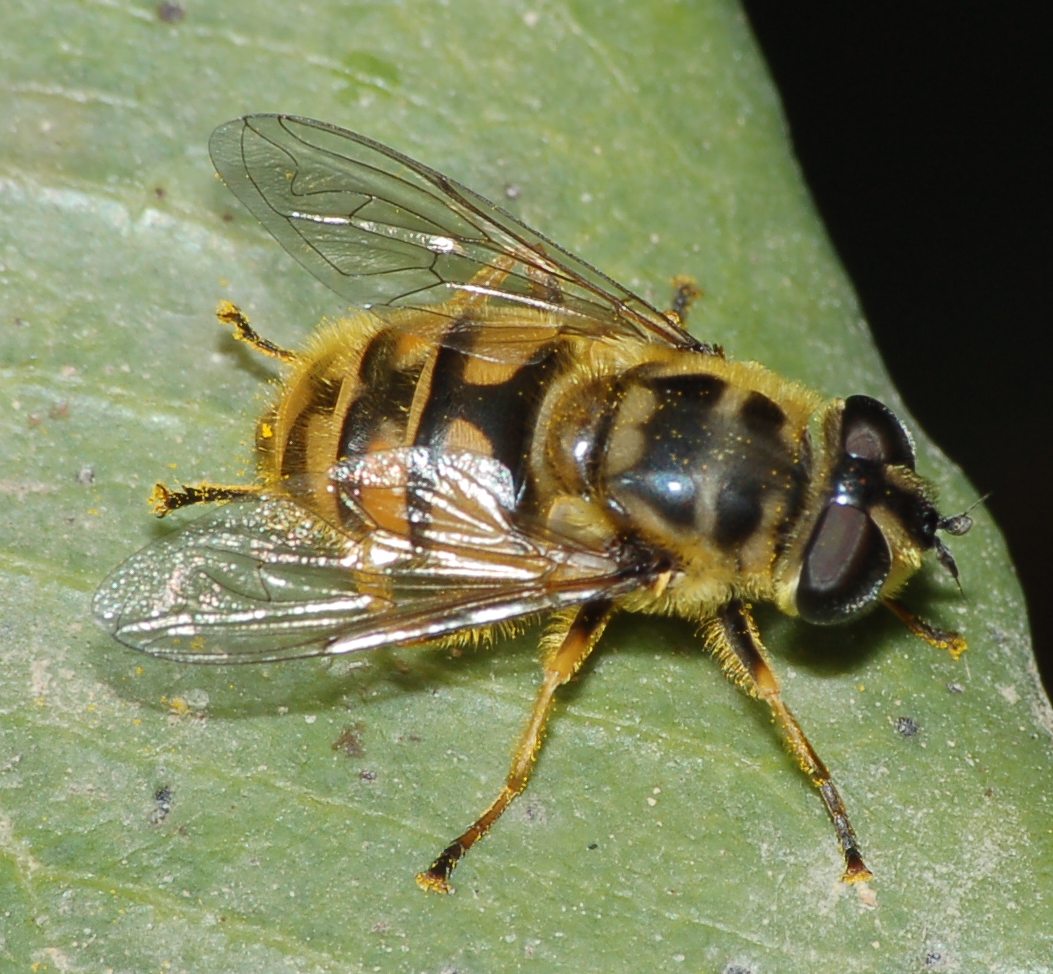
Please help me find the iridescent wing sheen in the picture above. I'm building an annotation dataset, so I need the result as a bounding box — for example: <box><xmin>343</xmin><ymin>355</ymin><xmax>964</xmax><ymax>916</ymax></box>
<box><xmin>208</xmin><ymin>114</ymin><xmax>702</xmax><ymax>350</ymax></box>
<box><xmin>93</xmin><ymin>450</ymin><xmax>637</xmax><ymax>663</ymax></box>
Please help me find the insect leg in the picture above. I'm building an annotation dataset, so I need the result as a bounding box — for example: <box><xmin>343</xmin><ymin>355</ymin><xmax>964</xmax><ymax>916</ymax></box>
<box><xmin>216</xmin><ymin>301</ymin><xmax>297</xmax><ymax>362</ymax></box>
<box><xmin>147</xmin><ymin>303</ymin><xmax>280</xmax><ymax>517</ymax></box>
<box><xmin>443</xmin><ymin>254</ymin><xmax>519</xmax><ymax>316</ymax></box>
<box><xmin>661</xmin><ymin>276</ymin><xmax>722</xmax><ymax>355</ymax></box>
<box><xmin>453</xmin><ymin>248</ymin><xmax>566</xmax><ymax>314</ymax></box>
<box><xmin>703</xmin><ymin>600</ymin><xmax>873</xmax><ymax>883</ymax></box>
<box><xmin>149</xmin><ymin>481</ymin><xmax>262</xmax><ymax>516</ymax></box>
<box><xmin>416</xmin><ymin>599</ymin><xmax>613</xmax><ymax>894</ymax></box>
<box><xmin>883</xmin><ymin>598</ymin><xmax>967</xmax><ymax>659</ymax></box>
<box><xmin>665</xmin><ymin>275</ymin><xmax>701</xmax><ymax>327</ymax></box>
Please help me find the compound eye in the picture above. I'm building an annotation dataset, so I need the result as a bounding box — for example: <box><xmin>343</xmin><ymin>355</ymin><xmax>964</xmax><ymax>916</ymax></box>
<box><xmin>797</xmin><ymin>503</ymin><xmax>892</xmax><ymax>624</ymax></box>
<box><xmin>842</xmin><ymin>395</ymin><xmax>915</xmax><ymax>467</ymax></box>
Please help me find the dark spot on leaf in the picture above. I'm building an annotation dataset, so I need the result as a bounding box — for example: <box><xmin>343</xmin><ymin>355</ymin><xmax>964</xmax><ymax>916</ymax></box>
<box><xmin>895</xmin><ymin>716</ymin><xmax>920</xmax><ymax>738</ymax></box>
<box><xmin>331</xmin><ymin>722</ymin><xmax>366</xmax><ymax>757</ymax></box>
<box><xmin>156</xmin><ymin>2</ymin><xmax>185</xmax><ymax>23</ymax></box>
<box><xmin>150</xmin><ymin>784</ymin><xmax>173</xmax><ymax>824</ymax></box>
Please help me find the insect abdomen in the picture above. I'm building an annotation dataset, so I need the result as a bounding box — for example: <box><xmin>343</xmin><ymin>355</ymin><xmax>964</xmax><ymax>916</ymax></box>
<box><xmin>260</xmin><ymin>311</ymin><xmax>569</xmax><ymax>520</ymax></box>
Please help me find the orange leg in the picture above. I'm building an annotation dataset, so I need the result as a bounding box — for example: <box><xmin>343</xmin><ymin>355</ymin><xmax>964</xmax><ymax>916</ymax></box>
<box><xmin>216</xmin><ymin>301</ymin><xmax>296</xmax><ymax>362</ymax></box>
<box><xmin>704</xmin><ymin>600</ymin><xmax>872</xmax><ymax>883</ymax></box>
<box><xmin>149</xmin><ymin>481</ymin><xmax>262</xmax><ymax>517</ymax></box>
<box><xmin>416</xmin><ymin>600</ymin><xmax>613</xmax><ymax>893</ymax></box>
<box><xmin>883</xmin><ymin>597</ymin><xmax>967</xmax><ymax>659</ymax></box>
<box><xmin>148</xmin><ymin>303</ymin><xmax>285</xmax><ymax>517</ymax></box>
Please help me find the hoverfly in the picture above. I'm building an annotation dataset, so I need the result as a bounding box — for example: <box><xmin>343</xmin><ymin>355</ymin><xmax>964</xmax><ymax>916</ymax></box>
<box><xmin>94</xmin><ymin>115</ymin><xmax>972</xmax><ymax>893</ymax></box>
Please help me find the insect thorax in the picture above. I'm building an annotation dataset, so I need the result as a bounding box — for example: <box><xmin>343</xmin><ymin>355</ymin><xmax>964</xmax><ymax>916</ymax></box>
<box><xmin>533</xmin><ymin>349</ymin><xmax>826</xmax><ymax>586</ymax></box>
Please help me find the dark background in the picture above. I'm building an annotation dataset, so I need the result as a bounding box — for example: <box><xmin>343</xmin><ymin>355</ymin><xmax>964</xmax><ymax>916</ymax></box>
<box><xmin>742</xmin><ymin>5</ymin><xmax>1049</xmax><ymax>696</ymax></box>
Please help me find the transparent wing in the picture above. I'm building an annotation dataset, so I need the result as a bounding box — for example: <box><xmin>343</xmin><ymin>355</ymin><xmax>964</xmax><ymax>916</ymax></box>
<box><xmin>209</xmin><ymin>114</ymin><xmax>703</xmax><ymax>349</ymax></box>
<box><xmin>93</xmin><ymin>451</ymin><xmax>637</xmax><ymax>663</ymax></box>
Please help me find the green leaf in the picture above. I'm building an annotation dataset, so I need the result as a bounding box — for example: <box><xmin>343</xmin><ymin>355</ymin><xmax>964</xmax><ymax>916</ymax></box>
<box><xmin>2</xmin><ymin>2</ymin><xmax>1049</xmax><ymax>972</ymax></box>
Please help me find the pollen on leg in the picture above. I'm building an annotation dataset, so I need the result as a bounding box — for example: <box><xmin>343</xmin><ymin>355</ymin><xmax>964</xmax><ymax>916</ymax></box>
<box><xmin>217</xmin><ymin>301</ymin><xmax>296</xmax><ymax>362</ymax></box>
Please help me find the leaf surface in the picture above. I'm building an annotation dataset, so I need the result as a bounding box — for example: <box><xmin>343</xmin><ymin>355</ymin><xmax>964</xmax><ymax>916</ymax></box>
<box><xmin>2</xmin><ymin>2</ymin><xmax>1049</xmax><ymax>972</ymax></box>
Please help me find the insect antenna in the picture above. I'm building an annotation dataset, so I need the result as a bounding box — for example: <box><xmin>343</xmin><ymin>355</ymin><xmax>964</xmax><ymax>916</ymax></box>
<box><xmin>934</xmin><ymin>493</ymin><xmax>988</xmax><ymax>590</ymax></box>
